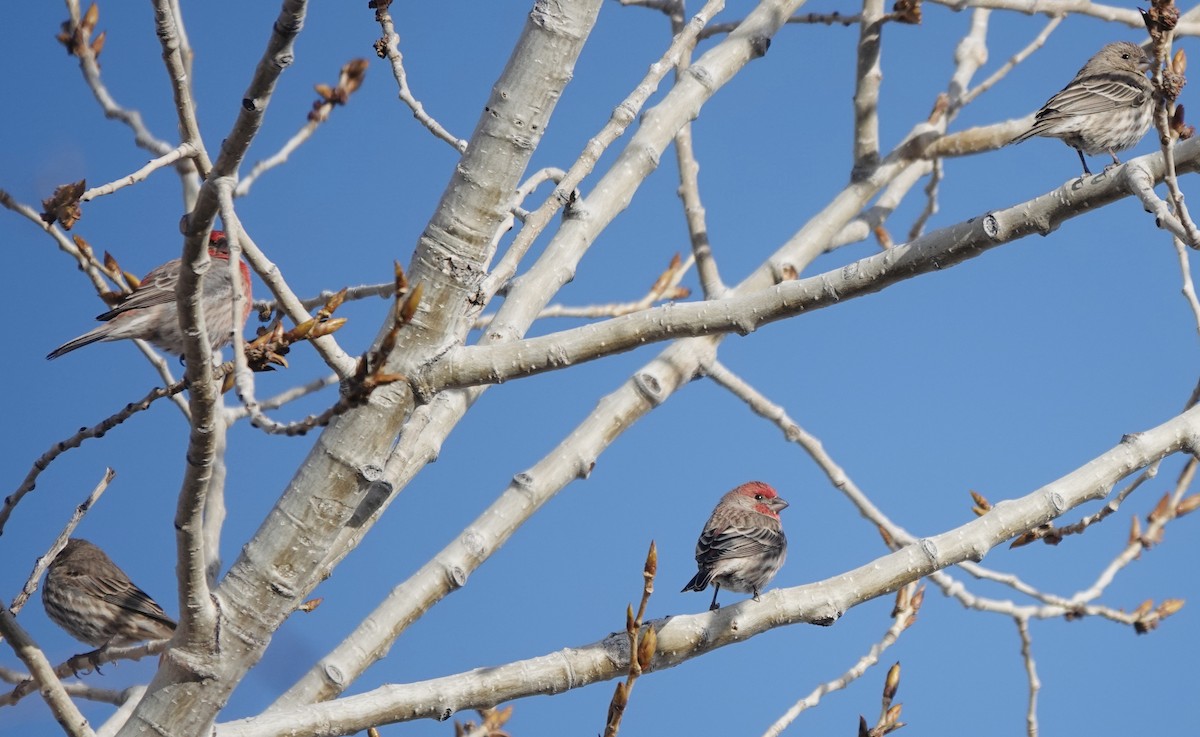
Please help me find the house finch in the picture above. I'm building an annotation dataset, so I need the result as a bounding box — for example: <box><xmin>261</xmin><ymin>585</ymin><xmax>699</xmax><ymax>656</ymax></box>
<box><xmin>682</xmin><ymin>481</ymin><xmax>788</xmax><ymax>610</ymax></box>
<box><xmin>1011</xmin><ymin>41</ymin><xmax>1155</xmax><ymax>175</ymax></box>
<box><xmin>47</xmin><ymin>230</ymin><xmax>253</xmax><ymax>359</ymax></box>
<box><xmin>42</xmin><ymin>538</ymin><xmax>176</xmax><ymax>648</ymax></box>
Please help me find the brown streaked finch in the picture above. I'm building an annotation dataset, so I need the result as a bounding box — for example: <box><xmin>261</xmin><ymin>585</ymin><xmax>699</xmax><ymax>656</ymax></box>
<box><xmin>1011</xmin><ymin>41</ymin><xmax>1155</xmax><ymax>175</ymax></box>
<box><xmin>682</xmin><ymin>481</ymin><xmax>788</xmax><ymax>610</ymax></box>
<box><xmin>42</xmin><ymin>538</ymin><xmax>176</xmax><ymax>649</ymax></box>
<box><xmin>47</xmin><ymin>230</ymin><xmax>253</xmax><ymax>359</ymax></box>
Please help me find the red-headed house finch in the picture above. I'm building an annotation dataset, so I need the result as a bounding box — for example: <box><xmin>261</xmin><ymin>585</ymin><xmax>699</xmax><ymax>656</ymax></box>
<box><xmin>47</xmin><ymin>230</ymin><xmax>253</xmax><ymax>359</ymax></box>
<box><xmin>682</xmin><ymin>481</ymin><xmax>788</xmax><ymax>610</ymax></box>
<box><xmin>42</xmin><ymin>538</ymin><xmax>176</xmax><ymax>649</ymax></box>
<box><xmin>1010</xmin><ymin>41</ymin><xmax>1154</xmax><ymax>175</ymax></box>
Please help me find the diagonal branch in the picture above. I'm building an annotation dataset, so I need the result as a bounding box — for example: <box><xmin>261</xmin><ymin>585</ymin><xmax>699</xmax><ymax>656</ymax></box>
<box><xmin>220</xmin><ymin>400</ymin><xmax>1200</xmax><ymax>736</ymax></box>
<box><xmin>415</xmin><ymin>138</ymin><xmax>1200</xmax><ymax>395</ymax></box>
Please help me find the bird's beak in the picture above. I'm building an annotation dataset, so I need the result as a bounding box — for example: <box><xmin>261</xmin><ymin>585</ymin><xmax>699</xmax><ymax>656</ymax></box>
<box><xmin>770</xmin><ymin>497</ymin><xmax>789</xmax><ymax>512</ymax></box>
<box><xmin>1140</xmin><ymin>53</ymin><xmax>1155</xmax><ymax>73</ymax></box>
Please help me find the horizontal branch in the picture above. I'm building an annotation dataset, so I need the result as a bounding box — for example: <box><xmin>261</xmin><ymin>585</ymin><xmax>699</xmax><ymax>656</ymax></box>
<box><xmin>414</xmin><ymin>137</ymin><xmax>1200</xmax><ymax>396</ymax></box>
<box><xmin>218</xmin><ymin>401</ymin><xmax>1200</xmax><ymax>737</ymax></box>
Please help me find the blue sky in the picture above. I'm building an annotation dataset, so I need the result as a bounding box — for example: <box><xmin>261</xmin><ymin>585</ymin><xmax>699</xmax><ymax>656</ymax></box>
<box><xmin>2</xmin><ymin>1</ymin><xmax>1199</xmax><ymax>735</ymax></box>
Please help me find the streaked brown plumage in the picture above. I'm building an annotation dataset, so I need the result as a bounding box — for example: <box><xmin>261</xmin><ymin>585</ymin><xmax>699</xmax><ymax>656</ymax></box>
<box><xmin>47</xmin><ymin>230</ymin><xmax>253</xmax><ymax>360</ymax></box>
<box><xmin>1011</xmin><ymin>41</ymin><xmax>1155</xmax><ymax>175</ymax></box>
<box><xmin>681</xmin><ymin>481</ymin><xmax>788</xmax><ymax>610</ymax></box>
<box><xmin>42</xmin><ymin>538</ymin><xmax>176</xmax><ymax>648</ymax></box>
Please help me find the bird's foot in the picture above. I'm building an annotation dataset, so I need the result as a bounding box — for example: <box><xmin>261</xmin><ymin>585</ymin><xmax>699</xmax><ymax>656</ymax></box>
<box><xmin>708</xmin><ymin>601</ymin><xmax>721</xmax><ymax>611</ymax></box>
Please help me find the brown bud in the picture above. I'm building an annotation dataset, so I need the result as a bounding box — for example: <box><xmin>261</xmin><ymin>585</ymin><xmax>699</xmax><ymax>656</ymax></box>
<box><xmin>1132</xmin><ymin>599</ymin><xmax>1155</xmax><ymax>619</ymax></box>
<box><xmin>91</xmin><ymin>29</ymin><xmax>106</xmax><ymax>57</ymax></box>
<box><xmin>873</xmin><ymin>225</ymin><xmax>893</xmax><ymax>249</ymax></box>
<box><xmin>299</xmin><ymin>597</ymin><xmax>323</xmax><ymax>613</ymax></box>
<box><xmin>340</xmin><ymin>58</ymin><xmax>370</xmax><ymax>95</ymax></box>
<box><xmin>82</xmin><ymin>3</ymin><xmax>99</xmax><ymax>31</ymax></box>
<box><xmin>625</xmin><ymin>604</ymin><xmax>635</xmax><ymax>634</ymax></box>
<box><xmin>73</xmin><ymin>234</ymin><xmax>92</xmax><ymax>257</ymax></box>
<box><xmin>1173</xmin><ymin>48</ymin><xmax>1188</xmax><ymax>75</ymax></box>
<box><xmin>636</xmin><ymin>626</ymin><xmax>656</xmax><ymax>671</ymax></box>
<box><xmin>858</xmin><ymin>715</ymin><xmax>870</xmax><ymax>737</ymax></box>
<box><xmin>910</xmin><ymin>586</ymin><xmax>925</xmax><ymax>613</ymax></box>
<box><xmin>883</xmin><ymin>662</ymin><xmax>901</xmax><ymax>700</ymax></box>
<box><xmin>290</xmin><ymin>318</ymin><xmax>317</xmax><ymax>340</ymax></box>
<box><xmin>1009</xmin><ymin>531</ymin><xmax>1036</xmax><ymax>549</ymax></box>
<box><xmin>394</xmin><ymin>260</ymin><xmax>409</xmax><ymax>293</ymax></box>
<box><xmin>927</xmin><ymin>92</ymin><xmax>950</xmax><ymax>124</ymax></box>
<box><xmin>1148</xmin><ymin>492</ymin><xmax>1172</xmax><ymax>524</ymax></box>
<box><xmin>1129</xmin><ymin>515</ymin><xmax>1142</xmax><ymax>546</ymax></box>
<box><xmin>609</xmin><ymin>681</ymin><xmax>628</xmax><ymax>712</ymax></box>
<box><xmin>40</xmin><ymin>179</ymin><xmax>87</xmax><ymax>229</ymax></box>
<box><xmin>644</xmin><ymin>541</ymin><xmax>658</xmax><ymax>578</ymax></box>
<box><xmin>892</xmin><ymin>0</ymin><xmax>922</xmax><ymax>24</ymax></box>
<box><xmin>322</xmin><ymin>287</ymin><xmax>348</xmax><ymax>315</ymax></box>
<box><xmin>970</xmin><ymin>490</ymin><xmax>991</xmax><ymax>513</ymax></box>
<box><xmin>1158</xmin><ymin>598</ymin><xmax>1185</xmax><ymax>617</ymax></box>
<box><xmin>400</xmin><ymin>282</ymin><xmax>423</xmax><ymax>324</ymax></box>
<box><xmin>892</xmin><ymin>586</ymin><xmax>910</xmax><ymax>616</ymax></box>
<box><xmin>1176</xmin><ymin>493</ymin><xmax>1200</xmax><ymax>516</ymax></box>
<box><xmin>310</xmin><ymin>318</ymin><xmax>346</xmax><ymax>338</ymax></box>
<box><xmin>885</xmin><ymin>704</ymin><xmax>903</xmax><ymax>724</ymax></box>
<box><xmin>877</xmin><ymin>524</ymin><xmax>894</xmax><ymax>548</ymax></box>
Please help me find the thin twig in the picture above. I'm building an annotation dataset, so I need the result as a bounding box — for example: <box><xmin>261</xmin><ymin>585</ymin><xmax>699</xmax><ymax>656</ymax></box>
<box><xmin>697</xmin><ymin>11</ymin><xmax>862</xmax><ymax>38</ymax></box>
<box><xmin>10</xmin><ymin>469</ymin><xmax>115</xmax><ymax>613</ymax></box>
<box><xmin>0</xmin><ymin>609</ymin><xmax>95</xmax><ymax>735</ymax></box>
<box><xmin>761</xmin><ymin>584</ymin><xmax>919</xmax><ymax>737</ymax></box>
<box><xmin>0</xmin><ymin>641</ymin><xmax>169</xmax><ymax>707</ymax></box>
<box><xmin>0</xmin><ymin>382</ymin><xmax>186</xmax><ymax>536</ymax></box>
<box><xmin>61</xmin><ymin>0</ymin><xmax>177</xmax><ymax>158</ymax></box>
<box><xmin>1173</xmin><ymin>238</ymin><xmax>1200</xmax><ymax>336</ymax></box>
<box><xmin>236</xmin><ymin>59</ymin><xmax>370</xmax><ymax>197</ymax></box>
<box><xmin>958</xmin><ymin>16</ymin><xmax>1063</xmax><ymax>108</ymax></box>
<box><xmin>1015</xmin><ymin>616</ymin><xmax>1040</xmax><ymax>737</ymax></box>
<box><xmin>480</xmin><ymin>0</ymin><xmax>724</xmax><ymax>302</ymax></box>
<box><xmin>475</xmin><ymin>255</ymin><xmax>691</xmax><ymax>328</ymax></box>
<box><xmin>81</xmin><ymin>143</ymin><xmax>198</xmax><ymax>201</ymax></box>
<box><xmin>373</xmin><ymin>4</ymin><xmax>466</xmax><ymax>152</ymax></box>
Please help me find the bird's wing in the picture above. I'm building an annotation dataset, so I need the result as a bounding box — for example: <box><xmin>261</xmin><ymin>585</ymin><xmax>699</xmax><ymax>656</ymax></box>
<box><xmin>96</xmin><ymin>262</ymin><xmax>180</xmax><ymax>320</ymax></box>
<box><xmin>1037</xmin><ymin>74</ymin><xmax>1149</xmax><ymax>119</ymax></box>
<box><xmin>695</xmin><ymin>524</ymin><xmax>785</xmax><ymax>565</ymax></box>
<box><xmin>65</xmin><ymin>569</ymin><xmax>175</xmax><ymax>626</ymax></box>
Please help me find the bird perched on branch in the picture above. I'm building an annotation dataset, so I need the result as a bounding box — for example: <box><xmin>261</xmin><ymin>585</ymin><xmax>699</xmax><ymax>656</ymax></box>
<box><xmin>1011</xmin><ymin>41</ymin><xmax>1155</xmax><ymax>175</ymax></box>
<box><xmin>42</xmin><ymin>538</ymin><xmax>176</xmax><ymax>649</ymax></box>
<box><xmin>682</xmin><ymin>481</ymin><xmax>788</xmax><ymax>610</ymax></box>
<box><xmin>47</xmin><ymin>230</ymin><xmax>252</xmax><ymax>359</ymax></box>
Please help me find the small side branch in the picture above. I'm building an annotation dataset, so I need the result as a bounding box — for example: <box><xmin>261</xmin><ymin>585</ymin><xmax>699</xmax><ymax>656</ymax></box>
<box><xmin>81</xmin><ymin>143</ymin><xmax>198</xmax><ymax>201</ymax></box>
<box><xmin>371</xmin><ymin>1</ymin><xmax>466</xmax><ymax>152</ymax></box>
<box><xmin>762</xmin><ymin>586</ymin><xmax>920</xmax><ymax>737</ymax></box>
<box><xmin>601</xmin><ymin>542</ymin><xmax>658</xmax><ymax>737</ymax></box>
<box><xmin>1015</xmin><ymin>616</ymin><xmax>1040</xmax><ymax>737</ymax></box>
<box><xmin>0</xmin><ymin>609</ymin><xmax>95</xmax><ymax>736</ymax></box>
<box><xmin>0</xmin><ymin>381</ymin><xmax>186</xmax><ymax>536</ymax></box>
<box><xmin>10</xmin><ymin>469</ymin><xmax>114</xmax><ymax>613</ymax></box>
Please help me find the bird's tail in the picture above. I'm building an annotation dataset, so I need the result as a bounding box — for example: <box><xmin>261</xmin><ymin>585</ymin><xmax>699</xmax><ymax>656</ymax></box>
<box><xmin>47</xmin><ymin>329</ymin><xmax>107</xmax><ymax>360</ymax></box>
<box><xmin>681</xmin><ymin>569</ymin><xmax>713</xmax><ymax>593</ymax></box>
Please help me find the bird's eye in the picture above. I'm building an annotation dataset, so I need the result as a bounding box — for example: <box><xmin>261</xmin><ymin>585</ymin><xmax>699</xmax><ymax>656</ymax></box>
<box><xmin>755</xmin><ymin>494</ymin><xmax>765</xmax><ymax>501</ymax></box>
<box><xmin>1122</xmin><ymin>53</ymin><xmax>1130</xmax><ymax>59</ymax></box>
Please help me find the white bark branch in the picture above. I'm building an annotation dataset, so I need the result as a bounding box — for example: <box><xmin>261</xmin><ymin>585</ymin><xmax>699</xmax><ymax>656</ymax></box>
<box><xmin>220</xmin><ymin>400</ymin><xmax>1200</xmax><ymax>736</ymax></box>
